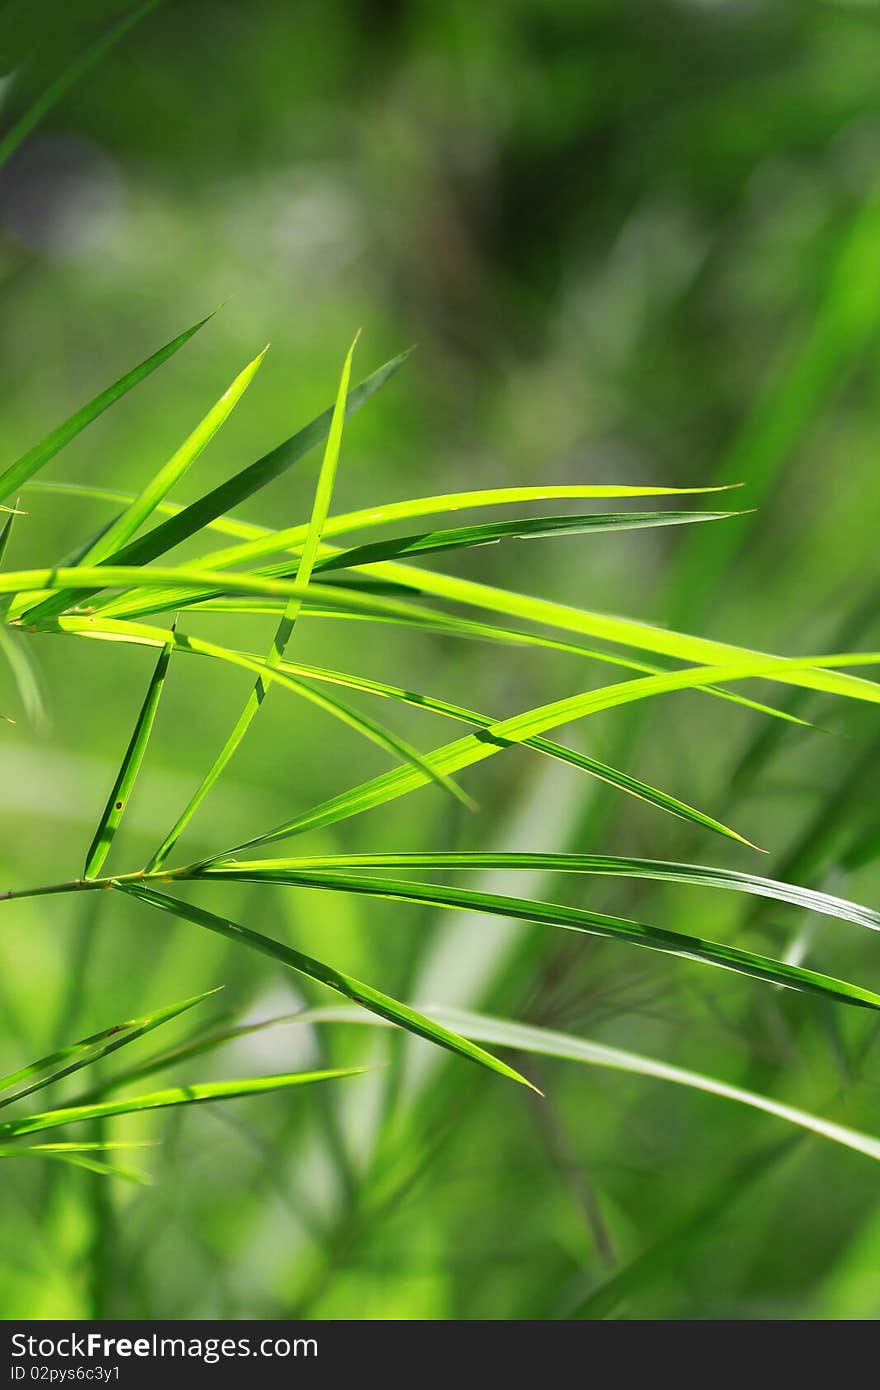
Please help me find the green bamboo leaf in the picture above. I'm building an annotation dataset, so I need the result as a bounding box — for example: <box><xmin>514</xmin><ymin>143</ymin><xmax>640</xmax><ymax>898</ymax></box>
<box><xmin>0</xmin><ymin>504</ymin><xmax>17</xmax><ymax>565</ymax></box>
<box><xmin>147</xmin><ymin>335</ymin><xmax>363</xmax><ymax>871</ymax></box>
<box><xmin>147</xmin><ymin>482</ymin><xmax>743</xmax><ymax>580</ymax></box>
<box><xmin>21</xmin><ymin>480</ymin><xmax>263</xmax><ymax>543</ymax></box>
<box><xmin>190</xmin><ymin>865</ymin><xmax>880</xmax><ymax>1013</ymax></box>
<box><xmin>0</xmin><ymin>1069</ymin><xmax>362</xmax><ymax>1139</ymax></box>
<box><xmin>19</xmin><ymin>561</ymin><xmax>877</xmax><ymax>707</ymax></box>
<box><xmin>344</xmin><ymin>554</ymin><xmax>880</xmax><ymax>707</ymax></box>
<box><xmin>17</xmin><ymin>347</ymin><xmax>267</xmax><ymax>623</ymax></box>
<box><xmin>119</xmin><ymin>884</ymin><xmax>537</xmax><ymax>1091</ymax></box>
<box><xmin>285</xmin><ymin>1004</ymin><xmax>880</xmax><ymax>1166</ymax></box>
<box><xmin>309</xmin><ymin>511</ymin><xmax>742</xmax><ymax>574</ymax></box>
<box><xmin>68</xmin><ymin>1014</ymin><xmax>306</xmax><ymax>1104</ymax></box>
<box><xmin>392</xmin><ymin>1007</ymin><xmax>880</xmax><ymax>1166</ymax></box>
<box><xmin>0</xmin><ymin>623</ymin><xmax>47</xmax><ymax>730</ymax></box>
<box><xmin>0</xmin><ymin>989</ymin><xmax>216</xmax><ymax>1110</ymax></box>
<box><xmin>233</xmin><ymin>851</ymin><xmax>880</xmax><ymax>936</ymax></box>
<box><xmin>48</xmin><ymin>616</ymin><xmax>785</xmax><ymax>848</ymax></box>
<box><xmin>176</xmin><ymin>596</ymin><xmax>811</xmax><ymax>730</ymax></box>
<box><xmin>9</xmin><ymin>565</ymin><xmax>880</xmax><ymax>705</ymax></box>
<box><xmin>51</xmin><ymin>616</ymin><xmax>474</xmax><ymax>817</ymax></box>
<box><xmin>211</xmin><ymin>644</ymin><xmax>879</xmax><ymax>853</ymax></box>
<box><xmin>0</xmin><ymin>0</ymin><xmax>165</xmax><ymax>170</ymax></box>
<box><xmin>0</xmin><ymin>314</ymin><xmax>211</xmax><ymax>505</ymax></box>
<box><xmin>0</xmin><ymin>1143</ymin><xmax>153</xmax><ymax>1183</ymax></box>
<box><xmin>83</xmin><ymin>627</ymin><xmax>175</xmax><ymax>878</ymax></box>
<box><xmin>45</xmin><ymin>346</ymin><xmax>412</xmax><ymax>620</ymax></box>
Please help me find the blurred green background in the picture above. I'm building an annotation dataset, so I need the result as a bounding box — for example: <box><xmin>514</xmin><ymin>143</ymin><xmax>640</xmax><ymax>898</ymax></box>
<box><xmin>2</xmin><ymin>0</ymin><xmax>880</xmax><ymax>1319</ymax></box>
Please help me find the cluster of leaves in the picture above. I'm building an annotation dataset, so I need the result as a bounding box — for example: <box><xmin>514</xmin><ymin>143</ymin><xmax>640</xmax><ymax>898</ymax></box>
<box><xmin>1</xmin><ymin>317</ymin><xmax>880</xmax><ymax>1185</ymax></box>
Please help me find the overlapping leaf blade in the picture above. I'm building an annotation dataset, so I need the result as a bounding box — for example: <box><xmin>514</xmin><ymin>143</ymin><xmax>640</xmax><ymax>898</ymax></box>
<box><xmin>83</xmin><ymin>628</ymin><xmax>175</xmax><ymax>878</ymax></box>
<box><xmin>0</xmin><ymin>314</ymin><xmax>210</xmax><ymax>505</ymax></box>
<box><xmin>0</xmin><ymin>990</ymin><xmax>215</xmax><ymax>1110</ymax></box>
<box><xmin>0</xmin><ymin>1070</ymin><xmax>361</xmax><ymax>1139</ymax></box>
<box><xmin>191</xmin><ymin>865</ymin><xmax>880</xmax><ymax>1012</ymax></box>
<box><xmin>119</xmin><ymin>884</ymin><xmax>537</xmax><ymax>1090</ymax></box>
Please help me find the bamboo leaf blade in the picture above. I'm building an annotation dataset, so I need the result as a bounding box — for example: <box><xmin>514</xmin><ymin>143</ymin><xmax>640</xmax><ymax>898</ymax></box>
<box><xmin>0</xmin><ymin>314</ymin><xmax>211</xmax><ymax>505</ymax></box>
<box><xmin>419</xmin><ymin>1009</ymin><xmax>880</xmax><ymax>1165</ymax></box>
<box><xmin>309</xmin><ymin>510</ymin><xmax>742</xmax><ymax>575</ymax></box>
<box><xmin>230</xmin><ymin>851</ymin><xmax>880</xmax><ymax>936</ymax></box>
<box><xmin>50</xmin><ymin>615</ymin><xmax>474</xmax><ymax>817</ymax></box>
<box><xmin>21</xmin><ymin>348</ymin><xmax>268</xmax><ymax>624</ymax></box>
<box><xmin>212</xmin><ymin>646</ymin><xmax>880</xmax><ymax>854</ymax></box>
<box><xmin>83</xmin><ymin>629</ymin><xmax>175</xmax><ymax>878</ymax></box>
<box><xmin>191</xmin><ymin>867</ymin><xmax>880</xmax><ymax>1012</ymax></box>
<box><xmin>119</xmin><ymin>884</ymin><xmax>537</xmax><ymax>1090</ymax></box>
<box><xmin>77</xmin><ymin>346</ymin><xmax>412</xmax><ymax>581</ymax></box>
<box><xmin>54</xmin><ymin>616</ymin><xmax>743</xmax><ymax>844</ymax></box>
<box><xmin>0</xmin><ymin>1069</ymin><xmax>362</xmax><ymax>1139</ymax></box>
<box><xmin>0</xmin><ymin>989</ymin><xmax>216</xmax><ymax>1109</ymax></box>
<box><xmin>146</xmin><ymin>336</ymin><xmax>366</xmax><ymax>869</ymax></box>
<box><xmin>177</xmin><ymin>483</ymin><xmax>745</xmax><ymax>576</ymax></box>
<box><xmin>128</xmin><ymin>1003</ymin><xmax>880</xmax><ymax>1169</ymax></box>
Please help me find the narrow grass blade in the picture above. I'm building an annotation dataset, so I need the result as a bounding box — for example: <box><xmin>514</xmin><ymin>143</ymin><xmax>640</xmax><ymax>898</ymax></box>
<box><xmin>190</xmin><ymin>1003</ymin><xmax>880</xmax><ymax>1167</ymax></box>
<box><xmin>0</xmin><ymin>0</ymin><xmax>165</xmax><ymax>170</ymax></box>
<box><xmin>83</xmin><ymin>628</ymin><xmax>175</xmax><ymax>878</ymax></box>
<box><xmin>21</xmin><ymin>349</ymin><xmax>268</xmax><ymax>623</ymax></box>
<box><xmin>21</xmin><ymin>480</ymin><xmax>264</xmax><ymax>543</ymax></box>
<box><xmin>244</xmin><ymin>852</ymin><xmax>880</xmax><ymax>936</ymax></box>
<box><xmin>53</xmin><ymin>616</ymin><xmax>473</xmax><ymax>816</ymax></box>
<box><xmin>81</xmin><ymin>347</ymin><xmax>411</xmax><ymax>584</ymax></box>
<box><xmin>0</xmin><ymin>1069</ymin><xmax>361</xmax><ymax>1139</ymax></box>
<box><xmin>0</xmin><ymin>623</ymin><xmax>47</xmax><ymax>730</ymax></box>
<box><xmin>165</xmin><ymin>483</ymin><xmax>744</xmax><ymax>576</ymax></box>
<box><xmin>21</xmin><ymin>561</ymin><xmax>878</xmax><ymax>708</ymax></box>
<box><xmin>214</xmin><ymin>646</ymin><xmax>880</xmax><ymax>854</ymax></box>
<box><xmin>0</xmin><ymin>314</ymin><xmax>210</xmax><ymax>505</ymax></box>
<box><xmin>69</xmin><ymin>1014</ymin><xmax>308</xmax><ymax>1103</ymax></box>
<box><xmin>427</xmin><ymin>1009</ymin><xmax>880</xmax><ymax>1163</ymax></box>
<box><xmin>192</xmin><ymin>866</ymin><xmax>880</xmax><ymax>1013</ymax></box>
<box><xmin>0</xmin><ymin>1143</ymin><xmax>153</xmax><ymax>1183</ymax></box>
<box><xmin>0</xmin><ymin>990</ymin><xmax>216</xmax><ymax>1110</ymax></box>
<box><xmin>147</xmin><ymin>336</ymin><xmax>361</xmax><ymax>870</ymax></box>
<box><xmin>120</xmin><ymin>884</ymin><xmax>537</xmax><ymax>1091</ymax></box>
<box><xmin>310</xmin><ymin>511</ymin><xmax>741</xmax><ymax>574</ymax></box>
<box><xmin>347</xmin><ymin>558</ymin><xmax>880</xmax><ymax>704</ymax></box>
<box><xmin>48</xmin><ymin>616</ymin><xmax>779</xmax><ymax>847</ymax></box>
<box><xmin>179</xmin><ymin>597</ymin><xmax>811</xmax><ymax>729</ymax></box>
<box><xmin>0</xmin><ymin>504</ymin><xmax>17</xmax><ymax>565</ymax></box>
<box><xmin>9</xmin><ymin>566</ymin><xmax>880</xmax><ymax>704</ymax></box>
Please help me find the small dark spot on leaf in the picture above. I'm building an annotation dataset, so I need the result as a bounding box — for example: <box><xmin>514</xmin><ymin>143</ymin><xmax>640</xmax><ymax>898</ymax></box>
<box><xmin>106</xmin><ymin>1025</ymin><xmax>125</xmax><ymax>1037</ymax></box>
<box><xmin>115</xmin><ymin>801</ymin><xmax>123</xmax><ymax>810</ymax></box>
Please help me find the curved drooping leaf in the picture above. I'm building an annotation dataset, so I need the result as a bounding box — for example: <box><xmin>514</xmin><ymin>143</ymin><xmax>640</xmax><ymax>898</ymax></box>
<box><xmin>0</xmin><ymin>1069</ymin><xmax>362</xmax><ymax>1139</ymax></box>
<box><xmin>233</xmin><ymin>850</ymin><xmax>880</xmax><ymax>936</ymax></box>
<box><xmin>0</xmin><ymin>314</ymin><xmax>210</xmax><ymax>505</ymax></box>
<box><xmin>287</xmin><ymin>1003</ymin><xmax>880</xmax><ymax>1166</ymax></box>
<box><xmin>17</xmin><ymin>347</ymin><xmax>267</xmax><ymax>622</ymax></box>
<box><xmin>55</xmin><ymin>615</ymin><xmax>754</xmax><ymax>849</ymax></box>
<box><xmin>190</xmin><ymin>865</ymin><xmax>880</xmax><ymax>1013</ymax></box>
<box><xmin>0</xmin><ymin>990</ymin><xmax>215</xmax><ymax>1110</ymax></box>
<box><xmin>119</xmin><ymin>884</ymin><xmax>537</xmax><ymax>1091</ymax></box>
